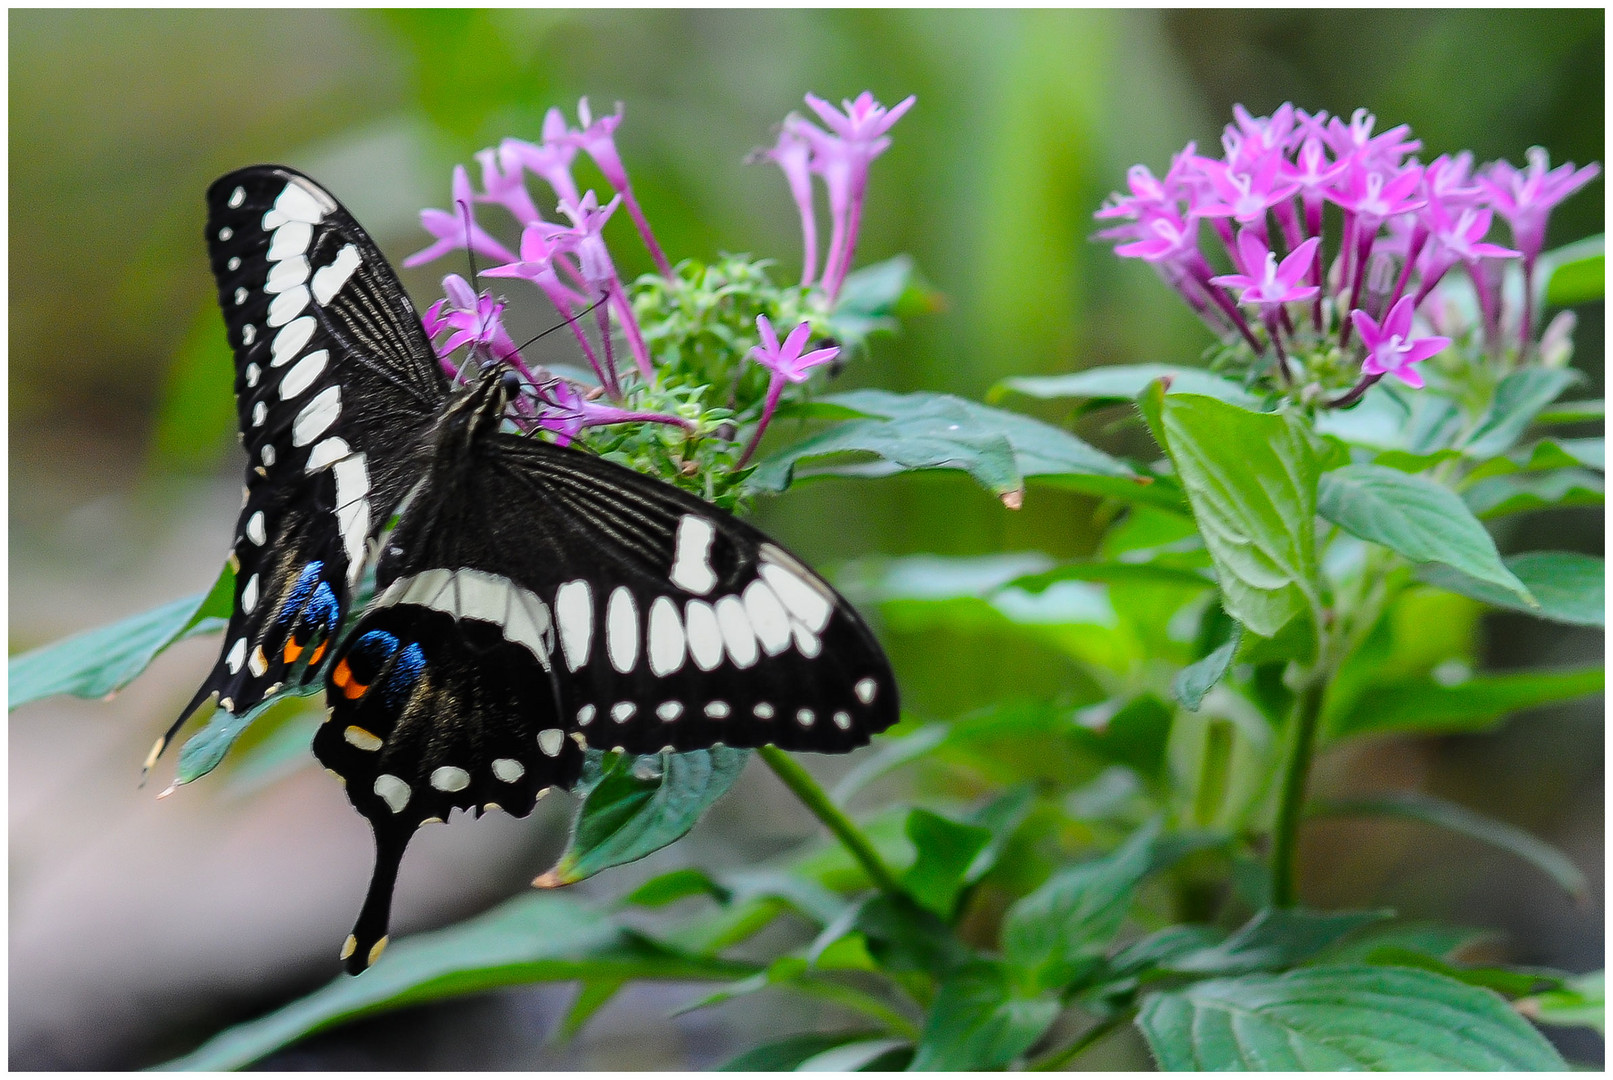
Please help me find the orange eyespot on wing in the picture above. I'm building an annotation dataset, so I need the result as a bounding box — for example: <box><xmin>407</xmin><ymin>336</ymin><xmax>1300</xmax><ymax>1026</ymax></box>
<box><xmin>308</xmin><ymin>640</ymin><xmax>329</xmax><ymax>667</ymax></box>
<box><xmin>284</xmin><ymin>638</ymin><xmax>305</xmax><ymax>664</ymax></box>
<box><xmin>332</xmin><ymin>658</ymin><xmax>352</xmax><ymax>688</ymax></box>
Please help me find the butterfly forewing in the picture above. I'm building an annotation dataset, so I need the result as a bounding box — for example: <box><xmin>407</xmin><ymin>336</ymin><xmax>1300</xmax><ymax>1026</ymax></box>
<box><xmin>165</xmin><ymin>167</ymin><xmax>449</xmax><ymax>759</ymax></box>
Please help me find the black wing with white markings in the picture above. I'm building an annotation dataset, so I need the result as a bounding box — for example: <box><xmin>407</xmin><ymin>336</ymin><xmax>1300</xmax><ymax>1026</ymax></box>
<box><xmin>158</xmin><ymin>166</ymin><xmax>449</xmax><ymax>768</ymax></box>
<box><xmin>315</xmin><ymin>404</ymin><xmax>899</xmax><ymax>971</ymax></box>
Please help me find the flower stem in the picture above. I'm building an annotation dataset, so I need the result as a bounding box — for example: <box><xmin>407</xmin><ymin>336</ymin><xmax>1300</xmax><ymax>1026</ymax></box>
<box><xmin>757</xmin><ymin>744</ymin><xmax>903</xmax><ymax>896</ymax></box>
<box><xmin>1269</xmin><ymin>674</ymin><xmax>1328</xmax><ymax>908</ymax></box>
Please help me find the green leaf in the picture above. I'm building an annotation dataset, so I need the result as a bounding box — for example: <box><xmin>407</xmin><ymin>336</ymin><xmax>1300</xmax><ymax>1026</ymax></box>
<box><xmin>1316</xmin><ymin>921</ymin><xmax>1496</xmax><ymax>966</ymax></box>
<box><xmin>828</xmin><ymin>255</ymin><xmax>940</xmax><ymax>347</ymax></box>
<box><xmin>964</xmin><ymin>784</ymin><xmax>1038</xmax><ymax>885</ymax></box>
<box><xmin>795</xmin><ymin>1037</ymin><xmax>913</xmax><ymax>1071</ymax></box>
<box><xmin>1148</xmin><ymin>393</ymin><xmax>1320</xmax><ymax>640</ymax></box>
<box><xmin>720</xmin><ymin>1030</ymin><xmax>888</xmax><ymax>1071</ymax></box>
<box><xmin>1543</xmin><ymin>234</ymin><xmax>1604</xmax><ymax>306</ymax></box>
<box><xmin>901</xmin><ymin>808</ymin><xmax>994</xmax><ymax>918</ymax></box>
<box><xmin>849</xmin><ymin>892</ymin><xmax>972</xmax><ymax>976</ymax></box>
<box><xmin>538</xmin><ymin>747</ymin><xmax>749</xmax><ymax>886</ymax></box>
<box><xmin>1318</xmin><ymin>464</ymin><xmax>1532</xmax><ymax>605</ymax></box>
<box><xmin>1360</xmin><ymin>948</ymin><xmax>1563</xmax><ymax>998</ymax></box>
<box><xmin>1534</xmin><ymin>398</ymin><xmax>1604</xmax><ymax>425</ymax></box>
<box><xmin>1137</xmin><ymin>965</ymin><xmax>1567</xmax><ymax>1070</ymax></box>
<box><xmin>1460</xmin><ymin>369</ymin><xmax>1584</xmax><ymax>459</ymax></box>
<box><xmin>159</xmin><ymin>893</ymin><xmax>756</xmax><ymax>1070</ymax></box>
<box><xmin>1463</xmin><ymin>468</ymin><xmax>1603</xmax><ymax>518</ymax></box>
<box><xmin>618</xmin><ymin>868</ymin><xmax>732</xmax><ymax>909</ymax></box>
<box><xmin>1002</xmin><ymin>820</ymin><xmax>1159</xmax><ymax>993</ymax></box>
<box><xmin>1173</xmin><ymin>614</ymin><xmax>1243</xmax><ymax>711</ymax></box>
<box><xmin>8</xmin><ymin>564</ymin><xmax>234</xmax><ymax>710</ymax></box>
<box><xmin>1326</xmin><ymin>665</ymin><xmax>1603</xmax><ymax>740</ymax></box>
<box><xmin>177</xmin><ymin>686</ymin><xmax>322</xmax><ymax>785</ymax></box>
<box><xmin>1311</xmin><ymin>791</ymin><xmax>1588</xmax><ymax>902</ymax></box>
<box><xmin>1418</xmin><ymin>551</ymin><xmax>1604</xmax><ymax>627</ymax></box>
<box><xmin>1511</xmin><ymin>436</ymin><xmax>1604</xmax><ymax>472</ymax></box>
<box><xmin>551</xmin><ymin>980</ymin><xmax>626</xmax><ymax>1045</ymax></box>
<box><xmin>1518</xmin><ymin>970</ymin><xmax>1604</xmax><ymax>1034</ymax></box>
<box><xmin>1007</xmin><ymin>560</ymin><xmax>1212</xmax><ymax>593</ymax></box>
<box><xmin>1160</xmin><ymin>908</ymin><xmax>1390</xmax><ymax>976</ymax></box>
<box><xmin>910</xmin><ymin>962</ymin><xmax>1062</xmax><ymax>1071</ymax></box>
<box><xmin>749</xmin><ymin>390</ymin><xmax>1136</xmax><ymax>502</ymax></box>
<box><xmin>994</xmin><ymin>363</ymin><xmax>1261</xmax><ymax>409</ymax></box>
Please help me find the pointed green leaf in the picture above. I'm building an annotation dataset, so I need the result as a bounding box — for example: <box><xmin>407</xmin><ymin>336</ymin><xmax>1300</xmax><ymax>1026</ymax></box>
<box><xmin>910</xmin><ymin>962</ymin><xmax>1062</xmax><ymax>1071</ymax></box>
<box><xmin>1318</xmin><ymin>464</ymin><xmax>1532</xmax><ymax>604</ymax></box>
<box><xmin>719</xmin><ymin>1031</ymin><xmax>885</xmax><ymax>1071</ymax></box>
<box><xmin>1002</xmin><ymin>820</ymin><xmax>1159</xmax><ymax>992</ymax></box>
<box><xmin>1464</xmin><ymin>467</ymin><xmax>1603</xmax><ymax>518</ymax></box>
<box><xmin>1326</xmin><ymin>665</ymin><xmax>1603</xmax><ymax>739</ymax></box>
<box><xmin>177</xmin><ymin>685</ymin><xmax>323</xmax><ymax>784</ymax></box>
<box><xmin>1138</xmin><ymin>965</ymin><xmax>1566</xmax><ymax>1070</ymax></box>
<box><xmin>995</xmin><ymin>363</ymin><xmax>1261</xmax><ymax>408</ymax></box>
<box><xmin>1543</xmin><ymin>233</ymin><xmax>1604</xmax><ymax>306</ymax></box>
<box><xmin>158</xmin><ymin>893</ymin><xmax>755</xmax><ymax>1070</ymax></box>
<box><xmin>1534</xmin><ymin>398</ymin><xmax>1604</xmax><ymax>425</ymax></box>
<box><xmin>1460</xmin><ymin>369</ymin><xmax>1584</xmax><ymax>459</ymax></box>
<box><xmin>540</xmin><ymin>747</ymin><xmax>750</xmax><ymax>886</ymax></box>
<box><xmin>1160</xmin><ymin>908</ymin><xmax>1390</xmax><ymax>976</ymax></box>
<box><xmin>1173</xmin><ymin>615</ymin><xmax>1243</xmax><ymax>711</ymax></box>
<box><xmin>901</xmin><ymin>808</ymin><xmax>994</xmax><ymax>918</ymax></box>
<box><xmin>1312</xmin><ymin>791</ymin><xmax>1588</xmax><ymax>902</ymax></box>
<box><xmin>749</xmin><ymin>389</ymin><xmax>1136</xmax><ymax>501</ymax></box>
<box><xmin>9</xmin><ymin>564</ymin><xmax>234</xmax><ymax>710</ymax></box>
<box><xmin>1518</xmin><ymin>970</ymin><xmax>1604</xmax><ymax>1034</ymax></box>
<box><xmin>1150</xmin><ymin>394</ymin><xmax>1320</xmax><ymax>639</ymax></box>
<box><xmin>1418</xmin><ymin>551</ymin><xmax>1603</xmax><ymax>627</ymax></box>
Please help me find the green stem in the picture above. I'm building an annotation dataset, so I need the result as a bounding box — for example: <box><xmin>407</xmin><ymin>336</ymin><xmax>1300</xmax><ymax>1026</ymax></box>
<box><xmin>1269</xmin><ymin>674</ymin><xmax>1328</xmax><ymax>907</ymax></box>
<box><xmin>757</xmin><ymin>744</ymin><xmax>903</xmax><ymax>896</ymax></box>
<box><xmin>1028</xmin><ymin>1014</ymin><xmax>1128</xmax><ymax>1070</ymax></box>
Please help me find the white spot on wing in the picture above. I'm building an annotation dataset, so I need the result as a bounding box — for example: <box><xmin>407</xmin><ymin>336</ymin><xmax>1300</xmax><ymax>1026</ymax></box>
<box><xmin>792</xmin><ymin>621</ymin><xmax>822</xmax><ymax>658</ymax></box>
<box><xmin>218</xmin><ymin>225</ymin><xmax>234</xmax><ymax>240</ymax></box>
<box><xmin>337</xmin><ymin>498</ymin><xmax>370</xmax><ymax>582</ymax></box>
<box><xmin>704</xmin><ymin>701</ymin><xmax>730</xmax><ymax>719</ymax></box>
<box><xmin>262</xmin><ymin>180</ymin><xmax>331</xmax><ymax>229</ymax></box>
<box><xmin>556</xmin><ymin>580</ymin><xmax>593</xmax><ymax>671</ymax></box>
<box><xmin>305</xmin><ymin>435</ymin><xmax>351</xmax><ymax>472</ymax></box>
<box><xmin>245</xmin><ymin>362</ymin><xmax>261</xmax><ymax>387</ymax></box>
<box><xmin>374</xmin><ymin>774</ymin><xmax>411</xmax><ymax>813</ymax></box>
<box><xmin>252</xmin><ymin>400</ymin><xmax>267</xmax><ymax>427</ymax></box>
<box><xmin>576</xmin><ymin>704</ymin><xmax>596</xmax><ymax>726</ymax></box>
<box><xmin>684</xmin><ymin>600</ymin><xmax>724</xmax><ymax>671</ymax></box>
<box><xmin>227</xmin><ymin>186</ymin><xmax>245</xmax><ymax>208</ymax></box>
<box><xmin>312</xmin><ymin>244</ymin><xmax>362</xmax><ymax>304</ymax></box>
<box><xmin>234</xmin><ymin>287</ymin><xmax>247</xmax><ymax>306</ymax></box>
<box><xmin>246</xmin><ymin>511</ymin><xmax>267</xmax><ymax>545</ymax></box>
<box><xmin>796</xmin><ymin>709</ymin><xmax>815</xmax><ymax>727</ymax></box>
<box><xmin>670</xmin><ymin>515</ymin><xmax>718</xmax><ymax>594</ymax></box>
<box><xmin>657</xmin><ymin>701</ymin><xmax>683</xmax><ymax>721</ymax></box>
<box><xmin>611</xmin><ymin>701</ymin><xmax>636</xmax><ymax>723</ymax></box>
<box><xmin>754</xmin><ymin>702</ymin><xmax>774</xmax><ymax>719</ymax></box>
<box><xmin>743</xmin><ymin>580</ymin><xmax>791</xmax><ymax>656</ymax></box>
<box><xmin>264</xmin><ymin>254</ymin><xmax>310</xmax><ymax>293</ymax></box>
<box><xmin>291</xmin><ymin>385</ymin><xmax>341</xmax><ymax>446</ymax></box>
<box><xmin>241</xmin><ymin>324</ymin><xmax>256</xmax><ymax>345</ymax></box>
<box><xmin>261</xmin><ymin>443</ymin><xmax>277</xmax><ymax>467</ymax></box>
<box><xmin>833</xmin><ymin>711</ymin><xmax>852</xmax><ymax>730</ymax></box>
<box><xmin>345</xmin><ymin>726</ymin><xmax>383</xmax><ymax>751</ymax></box>
<box><xmin>271</xmin><ymin>315</ymin><xmax>316</xmax><ymax>366</ymax></box>
<box><xmin>606</xmin><ymin>587</ymin><xmax>639</xmax><ymax>673</ymax></box>
<box><xmin>430</xmin><ymin>765</ymin><xmax>470</xmax><ymax>792</ymax></box>
<box><xmin>855</xmin><ymin>678</ymin><xmax>878</xmax><ymax>705</ymax></box>
<box><xmin>760</xmin><ymin>557</ymin><xmax>832</xmax><ymax>633</ymax></box>
<box><xmin>493</xmin><ymin>758</ymin><xmax>525</xmax><ymax>782</ymax></box>
<box><xmin>503</xmin><ymin>589</ymin><xmax>554</xmax><ymax>670</ymax></box>
<box><xmin>248</xmin><ymin>645</ymin><xmax>268</xmax><ymax>677</ymax></box>
<box><xmin>538</xmin><ymin>729</ymin><xmax>564</xmax><ymax>757</ymax></box>
<box><xmin>647</xmin><ymin>596</ymin><xmax>686</xmax><ymax>676</ymax></box>
<box><xmin>267</xmin><ymin>284</ymin><xmax>309</xmax><ymax>327</ymax></box>
<box><xmin>266</xmin><ymin>222</ymin><xmax>312</xmax><ymax>262</ymax></box>
<box><xmin>241</xmin><ymin>573</ymin><xmax>260</xmax><ymax>614</ymax></box>
<box><xmin>714</xmin><ymin>596</ymin><xmax>758</xmax><ymax>669</ymax></box>
<box><xmin>225</xmin><ymin>637</ymin><xmax>247</xmax><ymax>674</ymax></box>
<box><xmin>279</xmin><ymin>349</ymin><xmax>328</xmax><ymax>399</ymax></box>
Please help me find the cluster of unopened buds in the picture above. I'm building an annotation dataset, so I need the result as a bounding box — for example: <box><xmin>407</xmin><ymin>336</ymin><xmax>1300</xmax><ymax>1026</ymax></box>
<box><xmin>1097</xmin><ymin>104</ymin><xmax>1599</xmax><ymax>405</ymax></box>
<box><xmin>406</xmin><ymin>91</ymin><xmax>915</xmax><ymax>464</ymax></box>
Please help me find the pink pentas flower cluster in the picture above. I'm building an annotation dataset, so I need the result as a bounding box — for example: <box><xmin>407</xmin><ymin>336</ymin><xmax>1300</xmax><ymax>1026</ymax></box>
<box><xmin>407</xmin><ymin>92</ymin><xmax>913</xmax><ymax>455</ymax></box>
<box><xmin>1097</xmin><ymin>104</ymin><xmax>1599</xmax><ymax>397</ymax></box>
<box><xmin>757</xmin><ymin>91</ymin><xmax>916</xmax><ymax>302</ymax></box>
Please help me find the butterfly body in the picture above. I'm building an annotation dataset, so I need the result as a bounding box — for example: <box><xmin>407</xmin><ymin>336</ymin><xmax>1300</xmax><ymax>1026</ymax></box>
<box><xmin>178</xmin><ymin>165</ymin><xmax>898</xmax><ymax>973</ymax></box>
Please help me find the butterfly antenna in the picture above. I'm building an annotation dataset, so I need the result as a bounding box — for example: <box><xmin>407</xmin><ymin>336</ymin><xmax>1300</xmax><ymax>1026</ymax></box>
<box><xmin>513</xmin><ymin>290</ymin><xmax>610</xmax><ymax>354</ymax></box>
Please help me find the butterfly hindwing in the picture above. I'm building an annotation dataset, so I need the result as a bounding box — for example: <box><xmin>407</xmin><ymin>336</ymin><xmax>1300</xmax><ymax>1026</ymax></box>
<box><xmin>315</xmin><ymin>425</ymin><xmax>898</xmax><ymax>970</ymax></box>
<box><xmin>164</xmin><ymin>167</ymin><xmax>450</xmax><ymax>763</ymax></box>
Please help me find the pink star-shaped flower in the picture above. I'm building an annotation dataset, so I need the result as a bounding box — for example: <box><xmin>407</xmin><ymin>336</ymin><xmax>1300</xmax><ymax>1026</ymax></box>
<box><xmin>1351</xmin><ymin>296</ymin><xmax>1450</xmax><ymax>389</ymax></box>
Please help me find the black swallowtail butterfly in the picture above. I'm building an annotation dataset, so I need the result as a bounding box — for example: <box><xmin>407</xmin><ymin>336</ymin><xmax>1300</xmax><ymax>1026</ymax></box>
<box><xmin>160</xmin><ymin>165</ymin><xmax>899</xmax><ymax>973</ymax></box>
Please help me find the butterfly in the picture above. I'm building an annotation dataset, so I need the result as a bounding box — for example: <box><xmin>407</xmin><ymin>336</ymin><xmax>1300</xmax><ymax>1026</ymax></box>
<box><xmin>161</xmin><ymin>165</ymin><xmax>900</xmax><ymax>973</ymax></box>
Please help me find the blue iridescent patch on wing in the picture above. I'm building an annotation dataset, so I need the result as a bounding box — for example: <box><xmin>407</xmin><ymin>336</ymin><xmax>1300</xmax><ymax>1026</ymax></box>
<box><xmin>306</xmin><ymin>581</ymin><xmax>341</xmax><ymax>636</ymax></box>
<box><xmin>275</xmin><ymin>561</ymin><xmax>326</xmax><ymax>631</ymax></box>
<box><xmin>380</xmin><ymin>642</ymin><xmax>426</xmax><ymax>708</ymax></box>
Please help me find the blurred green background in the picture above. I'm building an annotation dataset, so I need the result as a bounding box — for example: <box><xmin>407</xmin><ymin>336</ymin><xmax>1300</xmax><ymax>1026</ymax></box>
<box><xmin>10</xmin><ymin>9</ymin><xmax>1602</xmax><ymax>1069</ymax></box>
